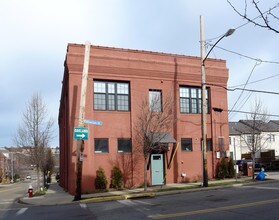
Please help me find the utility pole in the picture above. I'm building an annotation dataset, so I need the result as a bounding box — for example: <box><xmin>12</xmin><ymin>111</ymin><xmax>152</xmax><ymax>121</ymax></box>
<box><xmin>234</xmin><ymin>137</ymin><xmax>237</xmax><ymax>182</ymax></box>
<box><xmin>11</xmin><ymin>152</ymin><xmax>14</xmax><ymax>183</ymax></box>
<box><xmin>200</xmin><ymin>15</ymin><xmax>208</xmax><ymax>187</ymax></box>
<box><xmin>74</xmin><ymin>41</ymin><xmax>91</xmax><ymax>201</ymax></box>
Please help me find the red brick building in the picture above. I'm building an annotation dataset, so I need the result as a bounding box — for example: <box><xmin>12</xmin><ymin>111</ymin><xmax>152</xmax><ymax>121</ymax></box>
<box><xmin>59</xmin><ymin>44</ymin><xmax>229</xmax><ymax>194</ymax></box>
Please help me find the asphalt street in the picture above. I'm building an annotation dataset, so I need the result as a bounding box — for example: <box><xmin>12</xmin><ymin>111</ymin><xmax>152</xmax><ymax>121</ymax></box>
<box><xmin>1</xmin><ymin>174</ymin><xmax>279</xmax><ymax>219</ymax></box>
<box><xmin>85</xmin><ymin>181</ymin><xmax>279</xmax><ymax>220</ymax></box>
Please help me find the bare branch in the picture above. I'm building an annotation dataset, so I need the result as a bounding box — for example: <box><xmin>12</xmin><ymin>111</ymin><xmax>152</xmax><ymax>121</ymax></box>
<box><xmin>227</xmin><ymin>0</ymin><xmax>279</xmax><ymax>33</ymax></box>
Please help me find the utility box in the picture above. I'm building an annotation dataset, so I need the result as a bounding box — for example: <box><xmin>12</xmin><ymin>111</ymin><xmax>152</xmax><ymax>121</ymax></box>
<box><xmin>243</xmin><ymin>162</ymin><xmax>253</xmax><ymax>176</ymax></box>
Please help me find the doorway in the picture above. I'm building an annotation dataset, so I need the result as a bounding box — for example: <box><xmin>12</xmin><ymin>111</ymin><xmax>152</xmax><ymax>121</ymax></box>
<box><xmin>151</xmin><ymin>154</ymin><xmax>164</xmax><ymax>185</ymax></box>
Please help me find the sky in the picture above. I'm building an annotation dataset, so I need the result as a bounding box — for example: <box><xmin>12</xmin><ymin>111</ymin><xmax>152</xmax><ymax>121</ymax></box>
<box><xmin>1</xmin><ymin>0</ymin><xmax>278</xmax><ymax>147</ymax></box>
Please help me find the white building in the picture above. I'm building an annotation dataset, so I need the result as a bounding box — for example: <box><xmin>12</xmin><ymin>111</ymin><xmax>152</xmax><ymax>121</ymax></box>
<box><xmin>229</xmin><ymin>120</ymin><xmax>279</xmax><ymax>161</ymax></box>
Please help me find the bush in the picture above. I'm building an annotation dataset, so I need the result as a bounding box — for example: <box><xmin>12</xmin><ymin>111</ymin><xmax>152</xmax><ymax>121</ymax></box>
<box><xmin>111</xmin><ymin>166</ymin><xmax>123</xmax><ymax>189</ymax></box>
<box><xmin>227</xmin><ymin>158</ymin><xmax>235</xmax><ymax>178</ymax></box>
<box><xmin>95</xmin><ymin>167</ymin><xmax>108</xmax><ymax>190</ymax></box>
<box><xmin>217</xmin><ymin>157</ymin><xmax>228</xmax><ymax>179</ymax></box>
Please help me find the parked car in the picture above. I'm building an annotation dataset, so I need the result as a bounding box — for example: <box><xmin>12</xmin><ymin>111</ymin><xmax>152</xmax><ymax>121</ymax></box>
<box><xmin>254</xmin><ymin>163</ymin><xmax>265</xmax><ymax>172</ymax></box>
<box><xmin>26</xmin><ymin>175</ymin><xmax>31</xmax><ymax>179</ymax></box>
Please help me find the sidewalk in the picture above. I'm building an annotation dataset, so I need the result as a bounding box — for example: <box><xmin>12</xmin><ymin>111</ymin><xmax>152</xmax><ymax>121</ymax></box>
<box><xmin>18</xmin><ymin>174</ymin><xmax>279</xmax><ymax>206</ymax></box>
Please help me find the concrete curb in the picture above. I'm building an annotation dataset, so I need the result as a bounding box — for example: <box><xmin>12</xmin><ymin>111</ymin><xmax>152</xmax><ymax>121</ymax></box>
<box><xmin>81</xmin><ymin>192</ymin><xmax>156</xmax><ymax>203</ymax></box>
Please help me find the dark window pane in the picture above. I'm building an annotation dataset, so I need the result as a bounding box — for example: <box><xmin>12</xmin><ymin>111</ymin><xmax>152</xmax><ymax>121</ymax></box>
<box><xmin>94</xmin><ymin>139</ymin><xmax>109</xmax><ymax>153</ymax></box>
<box><xmin>118</xmin><ymin>139</ymin><xmax>132</xmax><ymax>152</ymax></box>
<box><xmin>207</xmin><ymin>139</ymin><xmax>212</xmax><ymax>151</ymax></box>
<box><xmin>181</xmin><ymin>138</ymin><xmax>192</xmax><ymax>152</ymax></box>
<box><xmin>200</xmin><ymin>138</ymin><xmax>212</xmax><ymax>152</ymax></box>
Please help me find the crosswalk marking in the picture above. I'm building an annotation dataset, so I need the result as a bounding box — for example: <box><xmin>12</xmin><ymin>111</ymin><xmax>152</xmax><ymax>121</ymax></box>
<box><xmin>16</xmin><ymin>208</ymin><xmax>28</xmax><ymax>216</ymax></box>
<box><xmin>80</xmin><ymin>203</ymin><xmax>87</xmax><ymax>209</ymax></box>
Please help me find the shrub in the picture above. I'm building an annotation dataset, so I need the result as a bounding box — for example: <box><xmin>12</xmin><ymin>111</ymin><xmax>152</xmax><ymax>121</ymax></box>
<box><xmin>217</xmin><ymin>157</ymin><xmax>228</xmax><ymax>179</ymax></box>
<box><xmin>227</xmin><ymin>158</ymin><xmax>235</xmax><ymax>178</ymax></box>
<box><xmin>95</xmin><ymin>167</ymin><xmax>108</xmax><ymax>190</ymax></box>
<box><xmin>111</xmin><ymin>166</ymin><xmax>123</xmax><ymax>189</ymax></box>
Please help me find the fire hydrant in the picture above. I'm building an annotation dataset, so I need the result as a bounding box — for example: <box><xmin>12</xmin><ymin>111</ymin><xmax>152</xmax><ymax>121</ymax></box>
<box><xmin>28</xmin><ymin>185</ymin><xmax>33</xmax><ymax>198</ymax></box>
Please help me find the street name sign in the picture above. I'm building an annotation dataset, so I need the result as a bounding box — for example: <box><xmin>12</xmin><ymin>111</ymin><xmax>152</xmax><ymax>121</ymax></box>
<box><xmin>74</xmin><ymin>127</ymin><xmax>88</xmax><ymax>140</ymax></box>
<box><xmin>84</xmin><ymin>119</ymin><xmax>103</xmax><ymax>126</ymax></box>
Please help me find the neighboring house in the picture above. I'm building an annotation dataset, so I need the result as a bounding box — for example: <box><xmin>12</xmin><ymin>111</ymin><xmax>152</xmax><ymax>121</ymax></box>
<box><xmin>229</xmin><ymin>120</ymin><xmax>279</xmax><ymax>161</ymax></box>
<box><xmin>59</xmin><ymin>44</ymin><xmax>230</xmax><ymax>195</ymax></box>
<box><xmin>0</xmin><ymin>147</ymin><xmax>11</xmax><ymax>180</ymax></box>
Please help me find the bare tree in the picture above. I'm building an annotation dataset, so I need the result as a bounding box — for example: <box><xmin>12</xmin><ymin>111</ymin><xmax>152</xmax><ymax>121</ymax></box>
<box><xmin>14</xmin><ymin>93</ymin><xmax>54</xmax><ymax>190</ymax></box>
<box><xmin>240</xmin><ymin>99</ymin><xmax>269</xmax><ymax>179</ymax></box>
<box><xmin>227</xmin><ymin>0</ymin><xmax>279</xmax><ymax>33</ymax></box>
<box><xmin>133</xmin><ymin>92</ymin><xmax>175</xmax><ymax>191</ymax></box>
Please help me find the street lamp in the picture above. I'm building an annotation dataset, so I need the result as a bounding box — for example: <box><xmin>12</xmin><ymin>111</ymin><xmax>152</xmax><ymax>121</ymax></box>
<box><xmin>200</xmin><ymin>15</ymin><xmax>235</xmax><ymax>187</ymax></box>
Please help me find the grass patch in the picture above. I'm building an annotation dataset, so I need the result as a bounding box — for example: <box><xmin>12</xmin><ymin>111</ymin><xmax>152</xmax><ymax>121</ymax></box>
<box><xmin>157</xmin><ymin>185</ymin><xmax>201</xmax><ymax>192</ymax></box>
<box><xmin>33</xmin><ymin>187</ymin><xmax>48</xmax><ymax>197</ymax></box>
<box><xmin>209</xmin><ymin>179</ymin><xmax>253</xmax><ymax>187</ymax></box>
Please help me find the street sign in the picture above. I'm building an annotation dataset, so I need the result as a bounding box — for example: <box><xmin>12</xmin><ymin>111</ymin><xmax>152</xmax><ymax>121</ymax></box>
<box><xmin>84</xmin><ymin>119</ymin><xmax>103</xmax><ymax>126</ymax></box>
<box><xmin>74</xmin><ymin>127</ymin><xmax>88</xmax><ymax>140</ymax></box>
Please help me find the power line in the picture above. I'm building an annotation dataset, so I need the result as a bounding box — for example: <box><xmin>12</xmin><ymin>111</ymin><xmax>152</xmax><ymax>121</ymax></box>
<box><xmin>228</xmin><ymin>62</ymin><xmax>260</xmax><ymax>118</ymax></box>
<box><xmin>207</xmin><ymin>83</ymin><xmax>279</xmax><ymax>95</ymax></box>
<box><xmin>229</xmin><ymin>73</ymin><xmax>279</xmax><ymax>88</ymax></box>
<box><xmin>228</xmin><ymin>109</ymin><xmax>279</xmax><ymax>118</ymax></box>
<box><xmin>228</xmin><ymin>87</ymin><xmax>279</xmax><ymax>95</ymax></box>
<box><xmin>207</xmin><ymin>44</ymin><xmax>279</xmax><ymax>64</ymax></box>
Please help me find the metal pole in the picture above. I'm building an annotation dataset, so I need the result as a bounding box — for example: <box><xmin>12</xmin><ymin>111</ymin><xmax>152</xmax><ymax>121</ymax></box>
<box><xmin>200</xmin><ymin>15</ymin><xmax>208</xmax><ymax>187</ymax></box>
<box><xmin>74</xmin><ymin>41</ymin><xmax>91</xmax><ymax>201</ymax></box>
<box><xmin>234</xmin><ymin>137</ymin><xmax>237</xmax><ymax>182</ymax></box>
<box><xmin>11</xmin><ymin>153</ymin><xmax>14</xmax><ymax>183</ymax></box>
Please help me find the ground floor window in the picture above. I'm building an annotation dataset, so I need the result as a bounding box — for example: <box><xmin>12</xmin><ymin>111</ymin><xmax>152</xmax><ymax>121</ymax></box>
<box><xmin>118</xmin><ymin>138</ymin><xmax>132</xmax><ymax>152</ymax></box>
<box><xmin>94</xmin><ymin>138</ymin><xmax>109</xmax><ymax>153</ymax></box>
<box><xmin>200</xmin><ymin>138</ymin><xmax>213</xmax><ymax>151</ymax></box>
<box><xmin>181</xmin><ymin>138</ymin><xmax>193</xmax><ymax>152</ymax></box>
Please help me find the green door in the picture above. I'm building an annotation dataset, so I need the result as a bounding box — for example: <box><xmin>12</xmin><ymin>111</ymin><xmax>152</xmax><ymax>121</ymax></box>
<box><xmin>151</xmin><ymin>154</ymin><xmax>164</xmax><ymax>185</ymax></box>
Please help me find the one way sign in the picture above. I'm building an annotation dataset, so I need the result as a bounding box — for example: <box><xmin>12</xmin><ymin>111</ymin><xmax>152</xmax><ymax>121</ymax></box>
<box><xmin>74</xmin><ymin>127</ymin><xmax>88</xmax><ymax>140</ymax></box>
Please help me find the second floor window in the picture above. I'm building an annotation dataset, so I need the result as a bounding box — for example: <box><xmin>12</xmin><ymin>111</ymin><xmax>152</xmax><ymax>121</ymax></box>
<box><xmin>94</xmin><ymin>81</ymin><xmax>129</xmax><ymax>111</ymax></box>
<box><xmin>149</xmin><ymin>90</ymin><xmax>162</xmax><ymax>112</ymax></box>
<box><xmin>179</xmin><ymin>87</ymin><xmax>209</xmax><ymax>114</ymax></box>
<box><xmin>247</xmin><ymin>135</ymin><xmax>252</xmax><ymax>144</ymax></box>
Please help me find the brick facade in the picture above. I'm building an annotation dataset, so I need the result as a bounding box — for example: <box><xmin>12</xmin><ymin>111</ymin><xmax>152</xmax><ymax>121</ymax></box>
<box><xmin>59</xmin><ymin>44</ymin><xmax>229</xmax><ymax>194</ymax></box>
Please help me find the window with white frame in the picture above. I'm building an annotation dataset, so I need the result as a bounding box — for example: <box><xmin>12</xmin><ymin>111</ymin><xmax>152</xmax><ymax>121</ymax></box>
<box><xmin>94</xmin><ymin>81</ymin><xmax>129</xmax><ymax>111</ymax></box>
<box><xmin>247</xmin><ymin>135</ymin><xmax>252</xmax><ymax>144</ymax></box>
<box><xmin>268</xmin><ymin>134</ymin><xmax>275</xmax><ymax>142</ymax></box>
<box><xmin>179</xmin><ymin>87</ymin><xmax>209</xmax><ymax>114</ymax></box>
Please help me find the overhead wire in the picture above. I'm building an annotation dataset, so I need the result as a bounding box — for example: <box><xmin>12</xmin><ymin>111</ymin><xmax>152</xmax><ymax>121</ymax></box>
<box><xmin>229</xmin><ymin>73</ymin><xmax>279</xmax><ymax>88</ymax></box>
<box><xmin>208</xmin><ymin>44</ymin><xmax>279</xmax><ymax>64</ymax></box>
<box><xmin>228</xmin><ymin>61</ymin><xmax>261</xmax><ymax>119</ymax></box>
